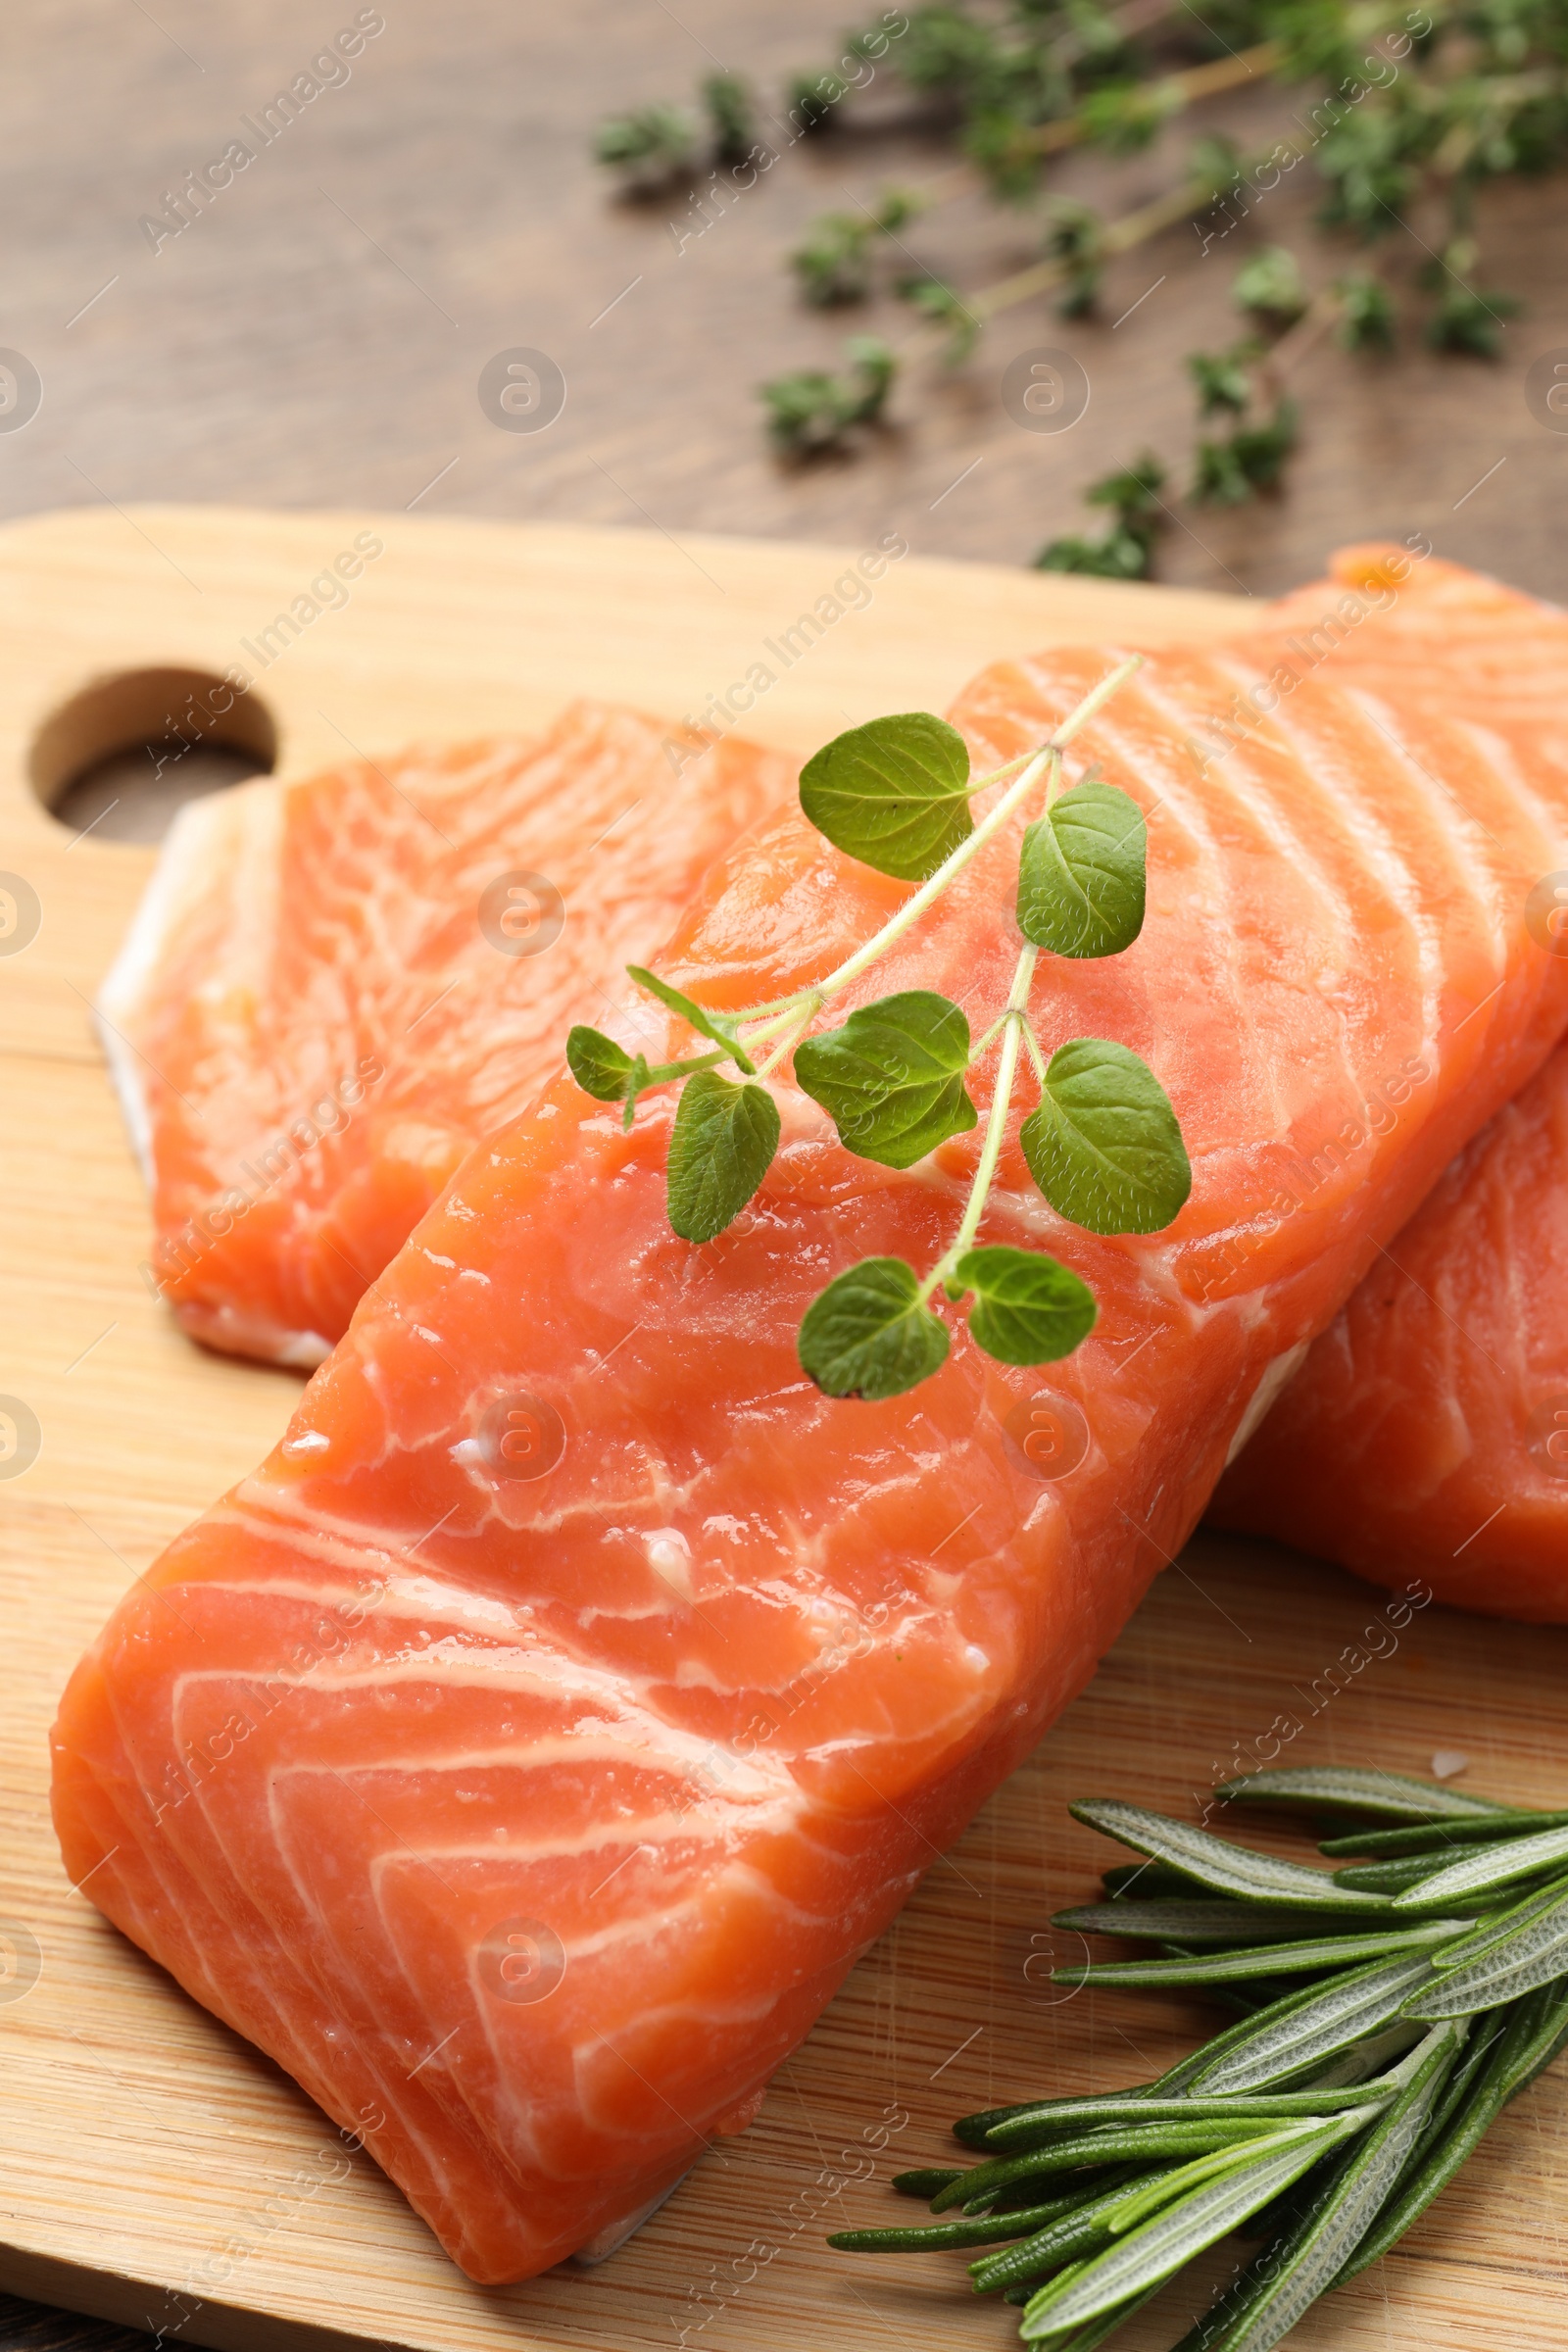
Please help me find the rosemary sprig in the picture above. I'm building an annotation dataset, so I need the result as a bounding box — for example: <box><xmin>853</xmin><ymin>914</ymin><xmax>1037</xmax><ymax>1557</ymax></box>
<box><xmin>829</xmin><ymin>1766</ymin><xmax>1568</xmax><ymax>2348</ymax></box>
<box><xmin>565</xmin><ymin>659</ymin><xmax>1191</xmax><ymax>1402</ymax></box>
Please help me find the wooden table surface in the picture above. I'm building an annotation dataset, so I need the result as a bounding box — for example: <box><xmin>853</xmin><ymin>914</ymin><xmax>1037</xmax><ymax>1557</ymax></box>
<box><xmin>1</xmin><ymin>4</ymin><xmax>1566</xmax><ymax>2344</ymax></box>
<box><xmin>2</xmin><ymin>0</ymin><xmax>1566</xmax><ymax>610</ymax></box>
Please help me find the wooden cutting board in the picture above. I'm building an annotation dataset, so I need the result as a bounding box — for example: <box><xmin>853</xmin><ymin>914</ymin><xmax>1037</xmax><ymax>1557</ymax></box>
<box><xmin>1</xmin><ymin>506</ymin><xmax>1564</xmax><ymax>2352</ymax></box>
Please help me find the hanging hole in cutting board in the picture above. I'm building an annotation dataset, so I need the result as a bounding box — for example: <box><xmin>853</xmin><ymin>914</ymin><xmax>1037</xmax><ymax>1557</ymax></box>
<box><xmin>29</xmin><ymin>665</ymin><xmax>278</xmax><ymax>845</ymax></box>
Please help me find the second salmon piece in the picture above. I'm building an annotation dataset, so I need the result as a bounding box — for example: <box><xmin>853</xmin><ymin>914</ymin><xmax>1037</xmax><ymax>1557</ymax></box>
<box><xmin>1210</xmin><ymin>1034</ymin><xmax>1568</xmax><ymax>1618</ymax></box>
<box><xmin>1209</xmin><ymin>547</ymin><xmax>1568</xmax><ymax>1616</ymax></box>
<box><xmin>100</xmin><ymin>704</ymin><xmax>794</xmax><ymax>1366</ymax></box>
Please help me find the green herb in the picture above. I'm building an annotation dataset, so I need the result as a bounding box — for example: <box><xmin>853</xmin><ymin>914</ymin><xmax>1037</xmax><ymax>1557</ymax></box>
<box><xmin>1318</xmin><ymin>1809</ymin><xmax>1568</xmax><ymax>1858</ymax></box>
<box><xmin>565</xmin><ymin>1025</ymin><xmax>641</xmax><ymax>1105</ymax></box>
<box><xmin>830</xmin><ymin>1769</ymin><xmax>1568</xmax><ymax>2348</ymax></box>
<box><xmin>1334</xmin><ymin>269</ymin><xmax>1396</xmax><ymax>354</ymax></box>
<box><xmin>793</xmin><ymin>991</ymin><xmax>977</xmax><ymax>1169</ymax></box>
<box><xmin>564</xmin><ymin>657</ymin><xmax>1189</xmax><ymax>1400</ymax></box>
<box><xmin>665</xmin><ymin>1074</ymin><xmax>780</xmax><ymax>1244</ymax></box>
<box><xmin>797</xmin><ymin>1256</ymin><xmax>950</xmax><ymax>1401</ymax></box>
<box><xmin>1016</xmin><ymin>780</ymin><xmax>1146</xmax><ymax>959</ymax></box>
<box><xmin>792</xmin><ymin>190</ymin><xmax>918</xmax><ymax>307</ymax></box>
<box><xmin>1054</xmin><ymin>1918</ymin><xmax>1472</xmax><ymax>1989</ymax></box>
<box><xmin>760</xmin><ymin>335</ymin><xmax>895</xmax><ymax>458</ymax></box>
<box><xmin>623</xmin><ymin>966</ymin><xmax>756</xmax><ymax>1071</ymax></box>
<box><xmin>592</xmin><ymin>102</ymin><xmax>699</xmax><ymax>191</ymax></box>
<box><xmin>798</xmin><ymin>710</ymin><xmax>976</xmax><ymax>881</ymax></box>
<box><xmin>701</xmin><ymin>71</ymin><xmax>756</xmax><ymax>167</ymax></box>
<box><xmin>1052</xmin><ymin>1900</ymin><xmax>1375</xmax><ymax>1945</ymax></box>
<box><xmin>1386</xmin><ymin>1820</ymin><xmax>1568</xmax><ymax>1910</ymax></box>
<box><xmin>1020</xmin><ymin>1043</ymin><xmax>1192</xmax><ymax>1237</ymax></box>
<box><xmin>1043</xmin><ymin>198</ymin><xmax>1105</xmax><ymax>317</ymax></box>
<box><xmin>1218</xmin><ymin>1764</ymin><xmax>1513</xmax><ymax>1822</ymax></box>
<box><xmin>786</xmin><ymin>64</ymin><xmax>851</xmax><ymax>135</ymax></box>
<box><xmin>594</xmin><ymin>5</ymin><xmax>1531</xmax><ymax>538</ymax></box>
<box><xmin>957</xmin><ymin>1245</ymin><xmax>1098</xmax><ymax>1365</ymax></box>
<box><xmin>1423</xmin><ymin>240</ymin><xmax>1521</xmax><ymax>356</ymax></box>
<box><xmin>1036</xmin><ymin>457</ymin><xmax>1167</xmax><ymax>582</ymax></box>
<box><xmin>1192</xmin><ymin>402</ymin><xmax>1299</xmax><ymax>506</ymax></box>
<box><xmin>1190</xmin><ymin>342</ymin><xmax>1257</xmax><ymax>419</ymax></box>
<box><xmin>565</xmin><ymin>1025</ymin><xmax>726</xmax><ymax>1127</ymax></box>
<box><xmin>1233</xmin><ymin>246</ymin><xmax>1309</xmax><ymax>332</ymax></box>
<box><xmin>897</xmin><ymin>273</ymin><xmax>982</xmax><ymax>365</ymax></box>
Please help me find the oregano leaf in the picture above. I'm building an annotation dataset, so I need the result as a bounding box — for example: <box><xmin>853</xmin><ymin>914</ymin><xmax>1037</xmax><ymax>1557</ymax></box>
<box><xmin>954</xmin><ymin>1244</ymin><xmax>1097</xmax><ymax>1365</ymax></box>
<box><xmin>626</xmin><ymin>965</ymin><xmax>757</xmax><ymax>1074</ymax></box>
<box><xmin>566</xmin><ymin>1025</ymin><xmax>634</xmax><ymax>1102</ymax></box>
<box><xmin>793</xmin><ymin>989</ymin><xmax>976</xmax><ymax>1168</ymax></box>
<box><xmin>1016</xmin><ymin>779</ymin><xmax>1147</xmax><ymax>957</ymax></box>
<box><xmin>798</xmin><ymin>711</ymin><xmax>974</xmax><ymax>881</ymax></box>
<box><xmin>798</xmin><ymin>1256</ymin><xmax>950</xmax><ymax>1399</ymax></box>
<box><xmin>1021</xmin><ymin>1038</ymin><xmax>1191</xmax><ymax>1235</ymax></box>
<box><xmin>665</xmin><ymin>1073</ymin><xmax>780</xmax><ymax>1244</ymax></box>
<box><xmin>619</xmin><ymin>1054</ymin><xmax>655</xmax><ymax>1130</ymax></box>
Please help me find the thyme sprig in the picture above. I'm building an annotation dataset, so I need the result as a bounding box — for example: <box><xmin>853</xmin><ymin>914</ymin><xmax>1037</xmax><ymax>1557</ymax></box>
<box><xmin>565</xmin><ymin>658</ymin><xmax>1191</xmax><ymax>1401</ymax></box>
<box><xmin>830</xmin><ymin>1765</ymin><xmax>1568</xmax><ymax>2348</ymax></box>
<box><xmin>595</xmin><ymin>0</ymin><xmax>1542</xmax><ymax>525</ymax></box>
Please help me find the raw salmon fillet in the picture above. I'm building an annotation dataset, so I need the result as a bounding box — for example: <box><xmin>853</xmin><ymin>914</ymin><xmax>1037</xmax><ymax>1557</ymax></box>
<box><xmin>1211</xmin><ymin>1031</ymin><xmax>1568</xmax><ymax>1618</ymax></box>
<box><xmin>53</xmin><ymin>558</ymin><xmax>1568</xmax><ymax>2282</ymax></box>
<box><xmin>1207</xmin><ymin>549</ymin><xmax>1568</xmax><ymax>1617</ymax></box>
<box><xmin>100</xmin><ymin>704</ymin><xmax>793</xmax><ymax>1365</ymax></box>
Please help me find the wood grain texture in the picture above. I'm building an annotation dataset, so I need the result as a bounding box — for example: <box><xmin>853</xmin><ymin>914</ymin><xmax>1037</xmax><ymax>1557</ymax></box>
<box><xmin>1</xmin><ymin>506</ymin><xmax>1565</xmax><ymax>2352</ymax></box>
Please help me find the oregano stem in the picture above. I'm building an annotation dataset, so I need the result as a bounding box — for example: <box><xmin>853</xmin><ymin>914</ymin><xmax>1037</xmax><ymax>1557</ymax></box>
<box><xmin>738</xmin><ymin>658</ymin><xmax>1142</xmax><ymax>1049</ymax></box>
<box><xmin>922</xmin><ymin>943</ymin><xmax>1038</xmax><ymax>1303</ymax></box>
<box><xmin>751</xmin><ymin>1004</ymin><xmax>817</xmax><ymax>1082</ymax></box>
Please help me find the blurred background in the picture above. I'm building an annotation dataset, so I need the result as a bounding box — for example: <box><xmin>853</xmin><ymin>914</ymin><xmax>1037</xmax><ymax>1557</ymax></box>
<box><xmin>5</xmin><ymin>0</ymin><xmax>1566</xmax><ymax>602</ymax></box>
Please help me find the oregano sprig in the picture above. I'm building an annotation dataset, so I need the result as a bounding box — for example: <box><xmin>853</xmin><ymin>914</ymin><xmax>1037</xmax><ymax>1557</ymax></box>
<box><xmin>830</xmin><ymin>1768</ymin><xmax>1568</xmax><ymax>2349</ymax></box>
<box><xmin>564</xmin><ymin>655</ymin><xmax>1194</xmax><ymax>1401</ymax></box>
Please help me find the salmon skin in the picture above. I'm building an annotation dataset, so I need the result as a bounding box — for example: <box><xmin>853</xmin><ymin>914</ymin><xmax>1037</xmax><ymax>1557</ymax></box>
<box><xmin>100</xmin><ymin>703</ymin><xmax>794</xmax><ymax>1366</ymax></box>
<box><xmin>52</xmin><ymin>555</ymin><xmax>1568</xmax><ymax>2283</ymax></box>
<box><xmin>1209</xmin><ymin>550</ymin><xmax>1568</xmax><ymax>1618</ymax></box>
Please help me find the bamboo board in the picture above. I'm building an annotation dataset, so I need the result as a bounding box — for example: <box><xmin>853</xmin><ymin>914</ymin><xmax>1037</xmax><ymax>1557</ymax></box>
<box><xmin>0</xmin><ymin>506</ymin><xmax>1563</xmax><ymax>2352</ymax></box>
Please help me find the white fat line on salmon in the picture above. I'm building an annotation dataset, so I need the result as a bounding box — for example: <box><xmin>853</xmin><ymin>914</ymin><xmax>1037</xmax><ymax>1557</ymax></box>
<box><xmin>1192</xmin><ymin>1581</ymin><xmax>1435</xmax><ymax>1825</ymax></box>
<box><xmin>1191</xmin><ymin>1051</ymin><xmax>1434</xmax><ymax>1303</ymax></box>
<box><xmin>664</xmin><ymin>533</ymin><xmax>910</xmax><ymax>773</ymax></box>
<box><xmin>669</xmin><ymin>1593</ymin><xmax>921</xmax><ymax>1822</ymax></box>
<box><xmin>1193</xmin><ymin>531</ymin><xmax>1435</xmax><ymax>776</ymax></box>
<box><xmin>139</xmin><ymin>1054</ymin><xmax>387</xmax><ymax>1300</ymax></box>
<box><xmin>137</xmin><ymin>12</ymin><xmax>386</xmax><ymax>255</ymax></box>
<box><xmin>150</xmin><ymin>1577</ymin><xmax>390</xmax><ymax>1823</ymax></box>
<box><xmin>153</xmin><ymin>1602</ymin><xmax>797</xmax><ymax>1830</ymax></box>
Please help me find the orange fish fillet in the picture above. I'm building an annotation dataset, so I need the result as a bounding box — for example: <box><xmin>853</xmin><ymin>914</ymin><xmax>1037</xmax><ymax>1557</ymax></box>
<box><xmin>100</xmin><ymin>704</ymin><xmax>794</xmax><ymax>1365</ymax></box>
<box><xmin>1208</xmin><ymin>550</ymin><xmax>1568</xmax><ymax>1617</ymax></box>
<box><xmin>52</xmin><ymin>556</ymin><xmax>1568</xmax><ymax>2282</ymax></box>
<box><xmin>1210</xmin><ymin>1035</ymin><xmax>1568</xmax><ymax>1618</ymax></box>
